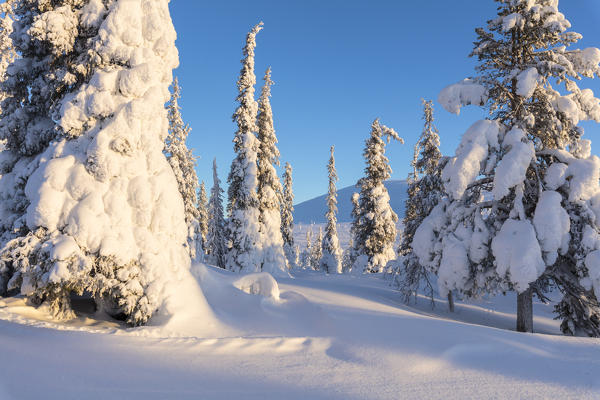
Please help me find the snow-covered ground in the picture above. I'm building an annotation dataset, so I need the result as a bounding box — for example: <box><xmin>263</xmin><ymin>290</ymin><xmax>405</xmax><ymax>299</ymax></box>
<box><xmin>0</xmin><ymin>264</ymin><xmax>599</xmax><ymax>399</ymax></box>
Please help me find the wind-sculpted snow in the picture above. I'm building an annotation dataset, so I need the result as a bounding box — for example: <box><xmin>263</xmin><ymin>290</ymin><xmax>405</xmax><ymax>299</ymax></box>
<box><xmin>233</xmin><ymin>272</ymin><xmax>280</xmax><ymax>299</ymax></box>
<box><xmin>0</xmin><ymin>267</ymin><xmax>599</xmax><ymax>399</ymax></box>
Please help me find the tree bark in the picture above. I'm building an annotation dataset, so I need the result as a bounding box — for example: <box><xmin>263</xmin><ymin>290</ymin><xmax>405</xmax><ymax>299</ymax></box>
<box><xmin>517</xmin><ymin>288</ymin><xmax>533</xmax><ymax>333</ymax></box>
<box><xmin>447</xmin><ymin>291</ymin><xmax>455</xmax><ymax>313</ymax></box>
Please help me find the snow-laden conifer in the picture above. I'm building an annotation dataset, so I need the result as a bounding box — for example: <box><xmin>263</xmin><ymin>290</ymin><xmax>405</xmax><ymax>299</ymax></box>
<box><xmin>165</xmin><ymin>77</ymin><xmax>200</xmax><ymax>260</ymax></box>
<box><xmin>301</xmin><ymin>229</ymin><xmax>313</xmax><ymax>269</ymax></box>
<box><xmin>342</xmin><ymin>236</ymin><xmax>357</xmax><ymax>273</ymax></box>
<box><xmin>398</xmin><ymin>100</ymin><xmax>444</xmax><ymax>303</ymax></box>
<box><xmin>320</xmin><ymin>146</ymin><xmax>342</xmax><ymax>274</ymax></box>
<box><xmin>226</xmin><ymin>22</ymin><xmax>263</xmax><ymax>273</ymax></box>
<box><xmin>256</xmin><ymin>67</ymin><xmax>288</xmax><ymax>275</ymax></box>
<box><xmin>312</xmin><ymin>227</ymin><xmax>323</xmax><ymax>270</ymax></box>
<box><xmin>419</xmin><ymin>0</ymin><xmax>600</xmax><ymax>335</ymax></box>
<box><xmin>350</xmin><ymin>119</ymin><xmax>403</xmax><ymax>273</ymax></box>
<box><xmin>197</xmin><ymin>181</ymin><xmax>209</xmax><ymax>256</ymax></box>
<box><xmin>0</xmin><ymin>0</ymin><xmax>15</xmax><ymax>107</ymax></box>
<box><xmin>206</xmin><ymin>159</ymin><xmax>227</xmax><ymax>269</ymax></box>
<box><xmin>292</xmin><ymin>244</ymin><xmax>300</xmax><ymax>268</ymax></box>
<box><xmin>0</xmin><ymin>0</ymin><xmax>189</xmax><ymax>325</ymax></box>
<box><xmin>280</xmin><ymin>162</ymin><xmax>296</xmax><ymax>266</ymax></box>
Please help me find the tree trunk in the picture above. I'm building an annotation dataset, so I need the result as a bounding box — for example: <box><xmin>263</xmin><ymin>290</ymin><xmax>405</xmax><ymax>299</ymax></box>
<box><xmin>447</xmin><ymin>291</ymin><xmax>455</xmax><ymax>313</ymax></box>
<box><xmin>517</xmin><ymin>288</ymin><xmax>533</xmax><ymax>333</ymax></box>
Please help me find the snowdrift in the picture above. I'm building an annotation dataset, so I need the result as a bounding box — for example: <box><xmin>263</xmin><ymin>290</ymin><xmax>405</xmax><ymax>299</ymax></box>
<box><xmin>0</xmin><ymin>267</ymin><xmax>599</xmax><ymax>399</ymax></box>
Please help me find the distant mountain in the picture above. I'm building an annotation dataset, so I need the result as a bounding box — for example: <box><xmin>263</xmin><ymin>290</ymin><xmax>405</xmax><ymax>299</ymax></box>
<box><xmin>293</xmin><ymin>180</ymin><xmax>408</xmax><ymax>224</ymax></box>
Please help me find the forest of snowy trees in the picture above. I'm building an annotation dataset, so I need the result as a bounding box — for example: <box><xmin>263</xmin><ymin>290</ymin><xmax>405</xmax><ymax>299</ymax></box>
<box><xmin>0</xmin><ymin>0</ymin><xmax>599</xmax><ymax>341</ymax></box>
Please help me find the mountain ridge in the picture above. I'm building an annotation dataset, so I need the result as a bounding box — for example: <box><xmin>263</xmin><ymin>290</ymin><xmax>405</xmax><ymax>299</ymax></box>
<box><xmin>293</xmin><ymin>179</ymin><xmax>408</xmax><ymax>224</ymax></box>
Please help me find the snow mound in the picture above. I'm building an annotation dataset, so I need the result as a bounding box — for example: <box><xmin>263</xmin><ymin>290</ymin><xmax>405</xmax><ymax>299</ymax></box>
<box><xmin>233</xmin><ymin>272</ymin><xmax>280</xmax><ymax>299</ymax></box>
<box><xmin>193</xmin><ymin>264</ymin><xmax>333</xmax><ymax>337</ymax></box>
<box><xmin>148</xmin><ymin>268</ymin><xmax>224</xmax><ymax>338</ymax></box>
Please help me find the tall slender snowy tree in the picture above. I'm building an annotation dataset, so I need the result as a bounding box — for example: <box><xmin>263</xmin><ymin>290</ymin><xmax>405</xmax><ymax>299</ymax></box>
<box><xmin>350</xmin><ymin>119</ymin><xmax>404</xmax><ymax>273</ymax></box>
<box><xmin>165</xmin><ymin>77</ymin><xmax>201</xmax><ymax>260</ymax></box>
<box><xmin>312</xmin><ymin>227</ymin><xmax>323</xmax><ymax>270</ymax></box>
<box><xmin>0</xmin><ymin>0</ymin><xmax>191</xmax><ymax>325</ymax></box>
<box><xmin>197</xmin><ymin>181</ymin><xmax>209</xmax><ymax>255</ymax></box>
<box><xmin>398</xmin><ymin>100</ymin><xmax>445</xmax><ymax>304</ymax></box>
<box><xmin>301</xmin><ymin>229</ymin><xmax>313</xmax><ymax>269</ymax></box>
<box><xmin>342</xmin><ymin>236</ymin><xmax>356</xmax><ymax>273</ymax></box>
<box><xmin>226</xmin><ymin>22</ymin><xmax>263</xmax><ymax>273</ymax></box>
<box><xmin>320</xmin><ymin>146</ymin><xmax>342</xmax><ymax>274</ymax></box>
<box><xmin>280</xmin><ymin>162</ymin><xmax>296</xmax><ymax>266</ymax></box>
<box><xmin>344</xmin><ymin>195</ymin><xmax>361</xmax><ymax>273</ymax></box>
<box><xmin>416</xmin><ymin>0</ymin><xmax>600</xmax><ymax>335</ymax></box>
<box><xmin>256</xmin><ymin>67</ymin><xmax>288</xmax><ymax>275</ymax></box>
<box><xmin>206</xmin><ymin>159</ymin><xmax>227</xmax><ymax>269</ymax></box>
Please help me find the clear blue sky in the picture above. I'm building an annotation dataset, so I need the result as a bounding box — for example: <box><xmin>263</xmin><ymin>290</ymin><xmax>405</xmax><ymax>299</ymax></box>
<box><xmin>168</xmin><ymin>0</ymin><xmax>600</xmax><ymax>204</ymax></box>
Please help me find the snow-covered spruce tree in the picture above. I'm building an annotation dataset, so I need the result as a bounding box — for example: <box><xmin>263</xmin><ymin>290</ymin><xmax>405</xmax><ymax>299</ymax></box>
<box><xmin>0</xmin><ymin>0</ymin><xmax>16</xmax><ymax>108</ymax></box>
<box><xmin>206</xmin><ymin>159</ymin><xmax>227</xmax><ymax>269</ymax></box>
<box><xmin>280</xmin><ymin>162</ymin><xmax>296</xmax><ymax>267</ymax></box>
<box><xmin>256</xmin><ymin>67</ymin><xmax>288</xmax><ymax>275</ymax></box>
<box><xmin>226</xmin><ymin>22</ymin><xmax>263</xmax><ymax>273</ymax></box>
<box><xmin>301</xmin><ymin>229</ymin><xmax>313</xmax><ymax>269</ymax></box>
<box><xmin>418</xmin><ymin>0</ymin><xmax>600</xmax><ymax>335</ymax></box>
<box><xmin>397</xmin><ymin>100</ymin><xmax>445</xmax><ymax>305</ymax></box>
<box><xmin>0</xmin><ymin>0</ymin><xmax>105</xmax><ymax>298</ymax></box>
<box><xmin>342</xmin><ymin>236</ymin><xmax>357</xmax><ymax>273</ymax></box>
<box><xmin>0</xmin><ymin>0</ymin><xmax>189</xmax><ymax>325</ymax></box>
<box><xmin>165</xmin><ymin>76</ymin><xmax>200</xmax><ymax>260</ymax></box>
<box><xmin>345</xmin><ymin>196</ymin><xmax>361</xmax><ymax>273</ymax></box>
<box><xmin>350</xmin><ymin>119</ymin><xmax>404</xmax><ymax>273</ymax></box>
<box><xmin>320</xmin><ymin>146</ymin><xmax>342</xmax><ymax>274</ymax></box>
<box><xmin>0</xmin><ymin>0</ymin><xmax>81</xmax><ymax>257</ymax></box>
<box><xmin>292</xmin><ymin>244</ymin><xmax>300</xmax><ymax>267</ymax></box>
<box><xmin>311</xmin><ymin>227</ymin><xmax>323</xmax><ymax>270</ymax></box>
<box><xmin>197</xmin><ymin>181</ymin><xmax>209</xmax><ymax>255</ymax></box>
